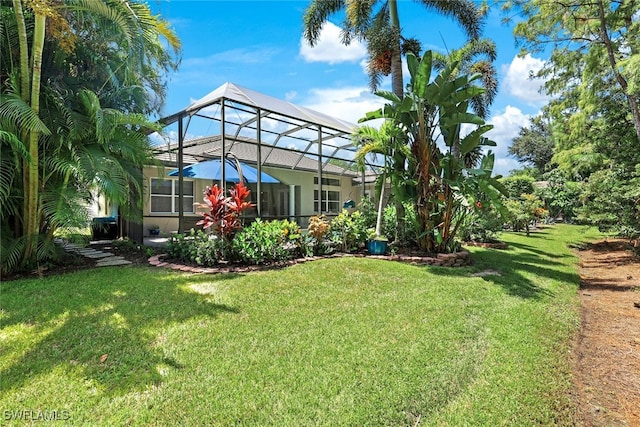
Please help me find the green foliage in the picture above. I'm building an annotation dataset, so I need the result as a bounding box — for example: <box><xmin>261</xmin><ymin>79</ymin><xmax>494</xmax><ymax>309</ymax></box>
<box><xmin>329</xmin><ymin>210</ymin><xmax>369</xmax><ymax>253</ymax></box>
<box><xmin>505</xmin><ymin>194</ymin><xmax>548</xmax><ymax>236</ymax></box>
<box><xmin>577</xmin><ymin>166</ymin><xmax>640</xmax><ymax>237</ymax></box>
<box><xmin>508</xmin><ymin>115</ymin><xmax>555</xmax><ymax>173</ymax></box>
<box><xmin>500</xmin><ymin>175</ymin><xmax>535</xmax><ymax>199</ymax></box>
<box><xmin>357</xmin><ymin>196</ymin><xmax>378</xmax><ymax>230</ymax></box>
<box><xmin>459</xmin><ymin>206</ymin><xmax>504</xmax><ymax>243</ymax></box>
<box><xmin>380</xmin><ymin>201</ymin><xmax>420</xmax><ymax>245</ymax></box>
<box><xmin>194</xmin><ymin>237</ymin><xmax>230</xmax><ymax>266</ymax></box>
<box><xmin>362</xmin><ymin>50</ymin><xmax>504</xmax><ymax>253</ymax></box>
<box><xmin>232</xmin><ymin>219</ymin><xmax>299</xmax><ymax>265</ymax></box>
<box><xmin>167</xmin><ymin>220</ymin><xmax>303</xmax><ymax>267</ymax></box>
<box><xmin>538</xmin><ymin>169</ymin><xmax>582</xmax><ymax>221</ymax></box>
<box><xmin>166</xmin><ymin>229</ymin><xmax>212</xmax><ymax>264</ymax></box>
<box><xmin>0</xmin><ymin>1</ymin><xmax>180</xmax><ymax>273</ymax></box>
<box><xmin>507</xmin><ymin>0</ymin><xmax>640</xmax><ymax>140</ymax></box>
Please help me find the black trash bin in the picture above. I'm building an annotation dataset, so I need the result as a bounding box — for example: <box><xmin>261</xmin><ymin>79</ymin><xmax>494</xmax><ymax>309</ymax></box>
<box><xmin>91</xmin><ymin>217</ymin><xmax>118</xmax><ymax>240</ymax></box>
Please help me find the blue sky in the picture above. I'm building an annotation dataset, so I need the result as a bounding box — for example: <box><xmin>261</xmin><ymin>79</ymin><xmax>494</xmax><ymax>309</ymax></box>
<box><xmin>150</xmin><ymin>0</ymin><xmax>551</xmax><ymax>175</ymax></box>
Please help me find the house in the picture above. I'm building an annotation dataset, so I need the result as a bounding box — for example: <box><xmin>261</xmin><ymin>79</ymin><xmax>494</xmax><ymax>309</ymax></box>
<box><xmin>144</xmin><ymin>135</ymin><xmax>378</xmax><ymax>235</ymax></box>
<box><xmin>139</xmin><ymin>82</ymin><xmax>383</xmax><ymax>237</ymax></box>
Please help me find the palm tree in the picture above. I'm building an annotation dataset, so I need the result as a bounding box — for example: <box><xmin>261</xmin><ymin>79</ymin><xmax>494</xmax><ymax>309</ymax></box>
<box><xmin>433</xmin><ymin>38</ymin><xmax>498</xmax><ymax>120</ymax></box>
<box><xmin>304</xmin><ymin>0</ymin><xmax>484</xmax><ymax>243</ymax></box>
<box><xmin>303</xmin><ymin>0</ymin><xmax>484</xmax><ymax>98</ymax></box>
<box><xmin>1</xmin><ymin>0</ymin><xmax>180</xmax><ymax>273</ymax></box>
<box><xmin>353</xmin><ymin>121</ymin><xmax>410</xmax><ymax>239</ymax></box>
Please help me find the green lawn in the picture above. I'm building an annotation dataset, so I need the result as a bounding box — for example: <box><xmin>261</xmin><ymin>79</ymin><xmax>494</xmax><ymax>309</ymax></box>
<box><xmin>0</xmin><ymin>224</ymin><xmax>601</xmax><ymax>425</ymax></box>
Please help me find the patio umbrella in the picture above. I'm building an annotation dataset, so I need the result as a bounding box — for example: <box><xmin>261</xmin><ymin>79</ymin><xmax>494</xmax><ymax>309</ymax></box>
<box><xmin>168</xmin><ymin>159</ymin><xmax>280</xmax><ymax>184</ymax></box>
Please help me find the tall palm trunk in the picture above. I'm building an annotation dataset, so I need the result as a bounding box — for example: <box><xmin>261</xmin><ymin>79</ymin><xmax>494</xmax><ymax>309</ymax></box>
<box><xmin>22</xmin><ymin>11</ymin><xmax>47</xmax><ymax>262</ymax></box>
<box><xmin>13</xmin><ymin>0</ymin><xmax>30</xmax><ymax>241</ymax></box>
<box><xmin>388</xmin><ymin>0</ymin><xmax>407</xmax><ymax>241</ymax></box>
<box><xmin>388</xmin><ymin>0</ymin><xmax>403</xmax><ymax>98</ymax></box>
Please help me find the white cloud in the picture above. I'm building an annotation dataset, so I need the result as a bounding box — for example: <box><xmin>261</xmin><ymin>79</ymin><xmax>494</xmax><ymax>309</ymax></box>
<box><xmin>301</xmin><ymin>86</ymin><xmax>386</xmax><ymax>125</ymax></box>
<box><xmin>503</xmin><ymin>54</ymin><xmax>550</xmax><ymax>106</ymax></box>
<box><xmin>299</xmin><ymin>22</ymin><xmax>367</xmax><ymax>64</ymax></box>
<box><xmin>487</xmin><ymin>105</ymin><xmax>532</xmax><ymax>175</ymax></box>
<box><xmin>285</xmin><ymin>91</ymin><xmax>297</xmax><ymax>101</ymax></box>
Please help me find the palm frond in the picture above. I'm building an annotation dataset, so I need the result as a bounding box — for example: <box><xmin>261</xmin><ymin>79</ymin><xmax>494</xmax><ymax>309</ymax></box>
<box><xmin>0</xmin><ymin>92</ymin><xmax>51</xmax><ymax>135</ymax></box>
<box><xmin>416</xmin><ymin>0</ymin><xmax>483</xmax><ymax>40</ymax></box>
<box><xmin>303</xmin><ymin>0</ymin><xmax>346</xmax><ymax>46</ymax></box>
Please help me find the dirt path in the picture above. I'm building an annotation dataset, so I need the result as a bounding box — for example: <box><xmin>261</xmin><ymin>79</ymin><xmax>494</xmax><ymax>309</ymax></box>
<box><xmin>574</xmin><ymin>239</ymin><xmax>640</xmax><ymax>426</ymax></box>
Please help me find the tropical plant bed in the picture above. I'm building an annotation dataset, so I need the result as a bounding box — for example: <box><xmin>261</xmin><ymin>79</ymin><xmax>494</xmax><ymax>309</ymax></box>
<box><xmin>150</xmin><ymin>247</ymin><xmax>471</xmax><ymax>274</ymax></box>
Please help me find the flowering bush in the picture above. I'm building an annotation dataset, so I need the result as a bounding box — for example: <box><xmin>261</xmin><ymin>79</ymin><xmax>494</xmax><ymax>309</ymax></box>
<box><xmin>307</xmin><ymin>215</ymin><xmax>333</xmax><ymax>255</ymax></box>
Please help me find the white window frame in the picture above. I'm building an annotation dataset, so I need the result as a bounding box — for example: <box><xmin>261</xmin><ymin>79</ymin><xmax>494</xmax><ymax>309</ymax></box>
<box><xmin>314</xmin><ymin>189</ymin><xmax>341</xmax><ymax>213</ymax></box>
<box><xmin>150</xmin><ymin>178</ymin><xmax>195</xmax><ymax>214</ymax></box>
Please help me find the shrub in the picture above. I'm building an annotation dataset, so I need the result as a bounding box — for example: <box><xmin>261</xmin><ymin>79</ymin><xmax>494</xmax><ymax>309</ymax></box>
<box><xmin>166</xmin><ymin>229</ymin><xmax>210</xmax><ymax>263</ymax></box>
<box><xmin>357</xmin><ymin>196</ymin><xmax>378</xmax><ymax>230</ymax></box>
<box><xmin>196</xmin><ymin>182</ymin><xmax>255</xmax><ymax>240</ymax></box>
<box><xmin>381</xmin><ymin>201</ymin><xmax>419</xmax><ymax>245</ymax></box>
<box><xmin>459</xmin><ymin>206</ymin><xmax>503</xmax><ymax>243</ymax></box>
<box><xmin>505</xmin><ymin>193</ymin><xmax>548</xmax><ymax>236</ymax></box>
<box><xmin>329</xmin><ymin>210</ymin><xmax>368</xmax><ymax>252</ymax></box>
<box><xmin>232</xmin><ymin>219</ymin><xmax>298</xmax><ymax>265</ymax></box>
<box><xmin>307</xmin><ymin>215</ymin><xmax>333</xmax><ymax>255</ymax></box>
<box><xmin>500</xmin><ymin>175</ymin><xmax>535</xmax><ymax>199</ymax></box>
<box><xmin>194</xmin><ymin>236</ymin><xmax>230</xmax><ymax>266</ymax></box>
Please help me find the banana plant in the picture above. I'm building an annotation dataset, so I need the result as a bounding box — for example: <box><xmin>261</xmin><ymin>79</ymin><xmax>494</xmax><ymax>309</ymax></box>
<box><xmin>360</xmin><ymin>50</ymin><xmax>506</xmax><ymax>253</ymax></box>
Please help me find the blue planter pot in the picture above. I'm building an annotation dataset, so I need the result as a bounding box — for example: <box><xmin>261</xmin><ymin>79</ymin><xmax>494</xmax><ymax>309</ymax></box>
<box><xmin>368</xmin><ymin>239</ymin><xmax>388</xmax><ymax>255</ymax></box>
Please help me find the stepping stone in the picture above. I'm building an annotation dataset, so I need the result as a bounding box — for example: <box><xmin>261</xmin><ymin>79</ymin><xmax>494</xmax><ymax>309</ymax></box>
<box><xmin>76</xmin><ymin>249</ymin><xmax>101</xmax><ymax>254</ymax></box>
<box><xmin>96</xmin><ymin>255</ymin><xmax>125</xmax><ymax>262</ymax></box>
<box><xmin>83</xmin><ymin>252</ymin><xmax>115</xmax><ymax>259</ymax></box>
<box><xmin>96</xmin><ymin>259</ymin><xmax>132</xmax><ymax>267</ymax></box>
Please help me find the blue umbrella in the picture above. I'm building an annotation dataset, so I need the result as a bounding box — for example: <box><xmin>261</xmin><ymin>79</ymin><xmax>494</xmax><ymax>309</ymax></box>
<box><xmin>168</xmin><ymin>159</ymin><xmax>279</xmax><ymax>184</ymax></box>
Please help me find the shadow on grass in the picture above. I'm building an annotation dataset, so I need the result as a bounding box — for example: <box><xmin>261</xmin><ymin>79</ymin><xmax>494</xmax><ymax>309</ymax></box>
<box><xmin>433</xmin><ymin>236</ymin><xmax>581</xmax><ymax>300</ymax></box>
<box><xmin>506</xmin><ymin>240</ymin><xmax>574</xmax><ymax>259</ymax></box>
<box><xmin>0</xmin><ymin>268</ymin><xmax>240</xmax><ymax>397</ymax></box>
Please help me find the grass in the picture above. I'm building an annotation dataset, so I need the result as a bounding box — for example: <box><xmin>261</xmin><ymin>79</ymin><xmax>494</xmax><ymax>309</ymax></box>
<box><xmin>0</xmin><ymin>224</ymin><xmax>602</xmax><ymax>425</ymax></box>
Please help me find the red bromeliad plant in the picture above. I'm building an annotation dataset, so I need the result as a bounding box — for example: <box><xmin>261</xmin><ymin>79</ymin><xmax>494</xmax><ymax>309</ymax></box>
<box><xmin>196</xmin><ymin>182</ymin><xmax>255</xmax><ymax>240</ymax></box>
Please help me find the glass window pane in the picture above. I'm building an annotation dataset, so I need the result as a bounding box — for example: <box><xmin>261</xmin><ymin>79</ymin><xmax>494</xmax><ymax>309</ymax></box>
<box><xmin>328</xmin><ymin>191</ymin><xmax>340</xmax><ymax>201</ymax></box>
<box><xmin>151</xmin><ymin>179</ymin><xmax>172</xmax><ymax>195</ymax></box>
<box><xmin>328</xmin><ymin>201</ymin><xmax>340</xmax><ymax>213</ymax></box>
<box><xmin>177</xmin><ymin>196</ymin><xmax>195</xmax><ymax>213</ymax></box>
<box><xmin>151</xmin><ymin>196</ymin><xmax>172</xmax><ymax>213</ymax></box>
<box><xmin>174</xmin><ymin>180</ymin><xmax>194</xmax><ymax>195</ymax></box>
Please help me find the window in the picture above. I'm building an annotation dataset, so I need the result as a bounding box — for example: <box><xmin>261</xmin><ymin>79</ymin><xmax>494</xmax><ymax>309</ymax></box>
<box><xmin>150</xmin><ymin>179</ymin><xmax>194</xmax><ymax>213</ymax></box>
<box><xmin>314</xmin><ymin>190</ymin><xmax>341</xmax><ymax>213</ymax></box>
<box><xmin>313</xmin><ymin>176</ymin><xmax>341</xmax><ymax>187</ymax></box>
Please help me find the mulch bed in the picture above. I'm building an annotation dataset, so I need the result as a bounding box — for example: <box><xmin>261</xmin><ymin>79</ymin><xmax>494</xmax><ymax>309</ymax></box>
<box><xmin>573</xmin><ymin>239</ymin><xmax>640</xmax><ymax>426</ymax></box>
<box><xmin>148</xmin><ymin>248</ymin><xmax>472</xmax><ymax>275</ymax></box>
